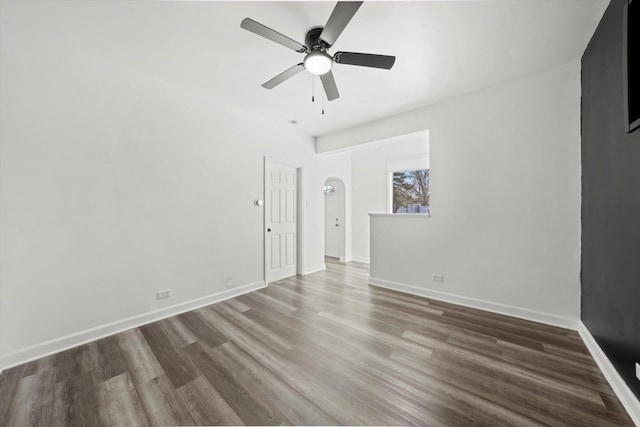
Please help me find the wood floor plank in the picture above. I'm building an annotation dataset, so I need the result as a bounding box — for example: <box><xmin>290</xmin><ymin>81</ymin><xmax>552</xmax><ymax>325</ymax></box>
<box><xmin>497</xmin><ymin>339</ymin><xmax>615</xmax><ymax>395</ymax></box>
<box><xmin>285</xmin><ymin>307</ymin><xmax>399</xmax><ymax>357</ymax></box>
<box><xmin>543</xmin><ymin>340</ymin><xmax>597</xmax><ymax>363</ymax></box>
<box><xmin>218</xmin><ymin>341</ymin><xmax>340</xmax><ymax>425</ymax></box>
<box><xmin>4</xmin><ymin>370</ymin><xmax>55</xmax><ymax>427</ymax></box>
<box><xmin>93</xmin><ymin>335</ymin><xmax>129</xmax><ymax>382</ymax></box>
<box><xmin>285</xmin><ymin>346</ymin><xmax>435</xmax><ymax>426</ymax></box>
<box><xmin>159</xmin><ymin>316</ymin><xmax>199</xmax><ymax>347</ymax></box>
<box><xmin>221</xmin><ymin>297</ymin><xmax>251</xmax><ymax>313</ymax></box>
<box><xmin>241</xmin><ymin>289</ymin><xmax>298</xmax><ymax>314</ymax></box>
<box><xmin>176</xmin><ymin>376</ymin><xmax>243</xmax><ymax>426</ymax></box>
<box><xmin>136</xmin><ymin>374</ymin><xmax>195</xmax><ymax>426</ymax></box>
<box><xmin>15</xmin><ymin>355</ymin><xmax>55</xmax><ymax>379</ymax></box>
<box><xmin>53</xmin><ymin>342</ymin><xmax>101</xmax><ymax>384</ymax></box>
<box><xmin>389</xmin><ymin>349</ymin><xmax>568</xmax><ymax>426</ymax></box>
<box><xmin>138</xmin><ymin>322</ymin><xmax>200</xmax><ymax>389</ymax></box>
<box><xmin>52</xmin><ymin>371</ymin><xmax>100</xmax><ymax>427</ymax></box>
<box><xmin>403</xmin><ymin>330</ymin><xmax>607</xmax><ymax>407</ymax></box>
<box><xmin>182</xmin><ymin>341</ymin><xmax>283</xmax><ymax>426</ymax></box>
<box><xmin>116</xmin><ymin>329</ymin><xmax>164</xmax><ymax>386</ymax></box>
<box><xmin>0</xmin><ymin>258</ymin><xmax>633</xmax><ymax>426</ymax></box>
<box><xmin>0</xmin><ymin>365</ymin><xmax>28</xmax><ymax>426</ymax></box>
<box><xmin>210</xmin><ymin>303</ymin><xmax>293</xmax><ymax>353</ymax></box>
<box><xmin>318</xmin><ymin>310</ymin><xmax>435</xmax><ymax>358</ymax></box>
<box><xmin>354</xmin><ymin>349</ymin><xmax>540</xmax><ymax>427</ymax></box>
<box><xmin>287</xmin><ymin>310</ymin><xmax>523</xmax><ymax>426</ymax></box>
<box><xmin>280</xmin><ymin>348</ymin><xmax>416</xmax><ymax>425</ymax></box>
<box><xmin>194</xmin><ymin>310</ymin><xmax>369</xmax><ymax>424</ymax></box>
<box><xmin>176</xmin><ymin>310</ymin><xmax>227</xmax><ymax>348</ymax></box>
<box><xmin>96</xmin><ymin>372</ymin><xmax>149</xmax><ymax>427</ymax></box>
<box><xmin>389</xmin><ymin>349</ymin><xmax>626</xmax><ymax>427</ymax></box>
<box><xmin>196</xmin><ymin>307</ymin><xmax>384</xmax><ymax>424</ymax></box>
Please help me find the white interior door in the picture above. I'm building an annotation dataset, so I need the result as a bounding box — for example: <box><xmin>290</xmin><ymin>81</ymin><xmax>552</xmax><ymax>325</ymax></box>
<box><xmin>266</xmin><ymin>160</ymin><xmax>297</xmax><ymax>283</ymax></box>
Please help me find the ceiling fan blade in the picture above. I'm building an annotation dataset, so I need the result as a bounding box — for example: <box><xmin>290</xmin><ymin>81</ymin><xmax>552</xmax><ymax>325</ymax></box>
<box><xmin>319</xmin><ymin>1</ymin><xmax>363</xmax><ymax>47</ymax></box>
<box><xmin>262</xmin><ymin>63</ymin><xmax>305</xmax><ymax>89</ymax></box>
<box><xmin>241</xmin><ymin>18</ymin><xmax>307</xmax><ymax>53</ymax></box>
<box><xmin>320</xmin><ymin>71</ymin><xmax>340</xmax><ymax>101</ymax></box>
<box><xmin>334</xmin><ymin>51</ymin><xmax>395</xmax><ymax>69</ymax></box>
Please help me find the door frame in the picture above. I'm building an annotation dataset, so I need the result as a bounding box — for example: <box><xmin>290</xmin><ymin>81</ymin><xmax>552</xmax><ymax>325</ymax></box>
<box><xmin>263</xmin><ymin>156</ymin><xmax>304</xmax><ymax>285</ymax></box>
<box><xmin>323</xmin><ymin>176</ymin><xmax>346</xmax><ymax>262</ymax></box>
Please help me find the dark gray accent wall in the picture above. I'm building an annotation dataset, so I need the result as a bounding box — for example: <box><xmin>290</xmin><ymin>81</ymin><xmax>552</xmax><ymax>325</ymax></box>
<box><xmin>582</xmin><ymin>0</ymin><xmax>640</xmax><ymax>400</ymax></box>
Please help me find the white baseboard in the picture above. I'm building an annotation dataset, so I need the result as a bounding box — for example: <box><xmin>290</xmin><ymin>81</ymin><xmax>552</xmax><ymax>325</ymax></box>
<box><xmin>578</xmin><ymin>322</ymin><xmax>640</xmax><ymax>426</ymax></box>
<box><xmin>368</xmin><ymin>276</ymin><xmax>577</xmax><ymax>330</ymax></box>
<box><xmin>0</xmin><ymin>280</ymin><xmax>266</xmax><ymax>371</ymax></box>
<box><xmin>303</xmin><ymin>264</ymin><xmax>326</xmax><ymax>275</ymax></box>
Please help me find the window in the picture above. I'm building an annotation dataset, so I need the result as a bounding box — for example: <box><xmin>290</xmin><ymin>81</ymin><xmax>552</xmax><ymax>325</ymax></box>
<box><xmin>392</xmin><ymin>169</ymin><xmax>430</xmax><ymax>214</ymax></box>
<box><xmin>387</xmin><ymin>155</ymin><xmax>430</xmax><ymax>215</ymax></box>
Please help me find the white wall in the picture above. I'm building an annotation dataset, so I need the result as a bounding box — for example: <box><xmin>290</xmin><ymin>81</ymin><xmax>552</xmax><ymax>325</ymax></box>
<box><xmin>350</xmin><ymin>132</ymin><xmax>429</xmax><ymax>263</ymax></box>
<box><xmin>0</xmin><ymin>10</ymin><xmax>338</xmax><ymax>367</ymax></box>
<box><xmin>323</xmin><ymin>62</ymin><xmax>582</xmax><ymax>327</ymax></box>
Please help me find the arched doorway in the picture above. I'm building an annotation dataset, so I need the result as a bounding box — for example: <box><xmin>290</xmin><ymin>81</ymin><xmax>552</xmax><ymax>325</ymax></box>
<box><xmin>324</xmin><ymin>177</ymin><xmax>346</xmax><ymax>261</ymax></box>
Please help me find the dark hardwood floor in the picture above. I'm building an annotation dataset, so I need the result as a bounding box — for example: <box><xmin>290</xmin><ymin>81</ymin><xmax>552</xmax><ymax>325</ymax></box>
<box><xmin>0</xmin><ymin>258</ymin><xmax>634</xmax><ymax>426</ymax></box>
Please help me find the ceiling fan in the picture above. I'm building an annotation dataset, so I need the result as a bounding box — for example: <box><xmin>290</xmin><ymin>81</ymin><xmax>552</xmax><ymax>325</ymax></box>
<box><xmin>240</xmin><ymin>1</ymin><xmax>395</xmax><ymax>101</ymax></box>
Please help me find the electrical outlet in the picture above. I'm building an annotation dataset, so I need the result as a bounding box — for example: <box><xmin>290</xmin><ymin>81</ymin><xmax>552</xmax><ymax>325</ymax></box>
<box><xmin>636</xmin><ymin>363</ymin><xmax>640</xmax><ymax>381</ymax></box>
<box><xmin>432</xmin><ymin>274</ymin><xmax>444</xmax><ymax>282</ymax></box>
<box><xmin>157</xmin><ymin>289</ymin><xmax>172</xmax><ymax>300</ymax></box>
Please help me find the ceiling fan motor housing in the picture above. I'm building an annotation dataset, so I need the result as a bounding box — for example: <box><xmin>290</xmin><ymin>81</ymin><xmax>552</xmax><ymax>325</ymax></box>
<box><xmin>305</xmin><ymin>27</ymin><xmax>327</xmax><ymax>50</ymax></box>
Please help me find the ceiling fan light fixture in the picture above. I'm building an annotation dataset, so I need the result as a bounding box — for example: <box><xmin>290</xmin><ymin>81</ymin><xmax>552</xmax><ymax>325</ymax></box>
<box><xmin>304</xmin><ymin>51</ymin><xmax>332</xmax><ymax>75</ymax></box>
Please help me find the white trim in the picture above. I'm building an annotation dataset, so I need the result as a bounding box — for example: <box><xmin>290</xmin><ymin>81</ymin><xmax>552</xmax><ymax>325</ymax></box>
<box><xmin>368</xmin><ymin>276</ymin><xmax>577</xmax><ymax>330</ymax></box>
<box><xmin>297</xmin><ymin>167</ymin><xmax>305</xmax><ymax>276</ymax></box>
<box><xmin>369</xmin><ymin>213</ymin><xmax>431</xmax><ymax>218</ymax></box>
<box><xmin>386</xmin><ymin>156</ymin><xmax>429</xmax><ymax>173</ymax></box>
<box><xmin>578</xmin><ymin>322</ymin><xmax>640</xmax><ymax>426</ymax></box>
<box><xmin>317</xmin><ymin>129</ymin><xmax>430</xmax><ymax>155</ymax></box>
<box><xmin>263</xmin><ymin>156</ymin><xmax>268</xmax><ymax>284</ymax></box>
<box><xmin>324</xmin><ymin>176</ymin><xmax>347</xmax><ymax>261</ymax></box>
<box><xmin>351</xmin><ymin>256</ymin><xmax>370</xmax><ymax>264</ymax></box>
<box><xmin>0</xmin><ymin>281</ymin><xmax>266</xmax><ymax>370</ymax></box>
<box><xmin>387</xmin><ymin>171</ymin><xmax>392</xmax><ymax>213</ymax></box>
<box><xmin>303</xmin><ymin>264</ymin><xmax>326</xmax><ymax>275</ymax></box>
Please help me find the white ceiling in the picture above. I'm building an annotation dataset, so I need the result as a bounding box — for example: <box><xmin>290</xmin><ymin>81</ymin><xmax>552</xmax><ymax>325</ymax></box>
<box><xmin>3</xmin><ymin>1</ymin><xmax>608</xmax><ymax>137</ymax></box>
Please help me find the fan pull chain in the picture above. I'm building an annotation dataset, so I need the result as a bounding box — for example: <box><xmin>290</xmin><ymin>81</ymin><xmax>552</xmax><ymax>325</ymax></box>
<box><xmin>322</xmin><ymin>91</ymin><xmax>325</xmax><ymax>115</ymax></box>
<box><xmin>311</xmin><ymin>76</ymin><xmax>315</xmax><ymax>103</ymax></box>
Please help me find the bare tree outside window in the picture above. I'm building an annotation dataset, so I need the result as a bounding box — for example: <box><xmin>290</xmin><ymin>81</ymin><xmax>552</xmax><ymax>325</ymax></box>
<box><xmin>392</xmin><ymin>169</ymin><xmax>430</xmax><ymax>214</ymax></box>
